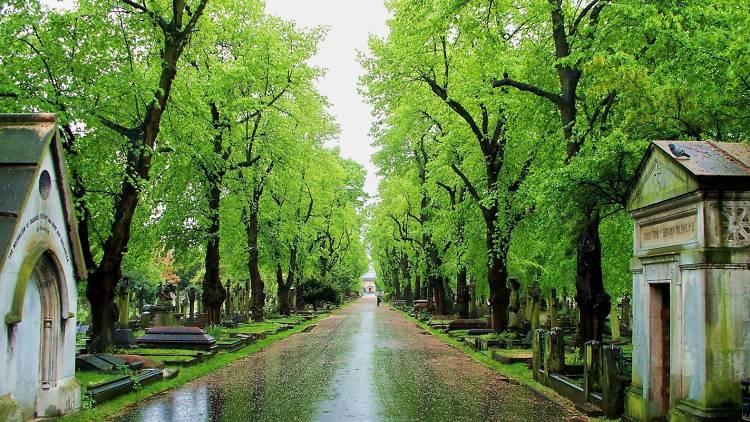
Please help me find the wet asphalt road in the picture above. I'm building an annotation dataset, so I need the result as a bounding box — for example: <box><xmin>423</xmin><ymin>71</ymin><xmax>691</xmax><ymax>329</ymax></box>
<box><xmin>113</xmin><ymin>296</ymin><xmax>578</xmax><ymax>422</ymax></box>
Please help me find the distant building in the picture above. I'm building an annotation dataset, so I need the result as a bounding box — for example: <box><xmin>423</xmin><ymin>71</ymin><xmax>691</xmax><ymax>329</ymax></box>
<box><xmin>361</xmin><ymin>276</ymin><xmax>376</xmax><ymax>293</ymax></box>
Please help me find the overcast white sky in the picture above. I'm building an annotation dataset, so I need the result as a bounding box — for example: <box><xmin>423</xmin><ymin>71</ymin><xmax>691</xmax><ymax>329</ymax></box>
<box><xmin>44</xmin><ymin>0</ymin><xmax>388</xmax><ymax>198</ymax></box>
<box><xmin>265</xmin><ymin>1</ymin><xmax>388</xmax><ymax>199</ymax></box>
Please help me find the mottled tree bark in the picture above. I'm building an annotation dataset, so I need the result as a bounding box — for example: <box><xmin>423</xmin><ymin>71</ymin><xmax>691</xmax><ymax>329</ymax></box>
<box><xmin>456</xmin><ymin>267</ymin><xmax>469</xmax><ymax>318</ymax></box>
<box><xmin>87</xmin><ymin>0</ymin><xmax>210</xmax><ymax>352</ymax></box>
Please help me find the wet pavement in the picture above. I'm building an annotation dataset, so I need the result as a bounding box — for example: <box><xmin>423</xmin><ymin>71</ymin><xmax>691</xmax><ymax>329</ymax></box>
<box><xmin>113</xmin><ymin>296</ymin><xmax>579</xmax><ymax>421</ymax></box>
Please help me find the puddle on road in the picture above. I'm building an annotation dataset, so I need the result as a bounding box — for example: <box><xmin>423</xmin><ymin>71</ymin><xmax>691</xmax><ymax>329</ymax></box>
<box><xmin>110</xmin><ymin>300</ymin><xmax>373</xmax><ymax>422</ymax></box>
<box><xmin>314</xmin><ymin>299</ymin><xmax>379</xmax><ymax>421</ymax></box>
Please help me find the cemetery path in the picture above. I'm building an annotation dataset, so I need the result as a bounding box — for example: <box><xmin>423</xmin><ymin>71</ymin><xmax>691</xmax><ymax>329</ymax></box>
<box><xmin>111</xmin><ymin>297</ymin><xmax>581</xmax><ymax>422</ymax></box>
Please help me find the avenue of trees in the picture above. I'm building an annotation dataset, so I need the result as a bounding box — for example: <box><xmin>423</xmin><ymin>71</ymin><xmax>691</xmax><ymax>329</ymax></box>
<box><xmin>0</xmin><ymin>0</ymin><xmax>367</xmax><ymax>352</ymax></box>
<box><xmin>363</xmin><ymin>0</ymin><xmax>750</xmax><ymax>342</ymax></box>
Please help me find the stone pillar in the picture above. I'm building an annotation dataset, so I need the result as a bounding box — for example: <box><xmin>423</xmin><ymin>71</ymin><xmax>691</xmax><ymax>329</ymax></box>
<box><xmin>610</xmin><ymin>302</ymin><xmax>621</xmax><ymax>343</ymax></box>
<box><xmin>545</xmin><ymin>327</ymin><xmax>566</xmax><ymax>375</ymax></box>
<box><xmin>188</xmin><ymin>287</ymin><xmax>196</xmax><ymax>321</ymax></box>
<box><xmin>225</xmin><ymin>287</ymin><xmax>232</xmax><ymax>319</ymax></box>
<box><xmin>584</xmin><ymin>341</ymin><xmax>602</xmax><ymax>402</ymax></box>
<box><xmin>601</xmin><ymin>345</ymin><xmax>629</xmax><ymax>419</ymax></box>
<box><xmin>508</xmin><ymin>278</ymin><xmax>521</xmax><ymax>329</ymax></box>
<box><xmin>620</xmin><ymin>296</ymin><xmax>631</xmax><ymax>328</ymax></box>
<box><xmin>116</xmin><ymin>290</ymin><xmax>129</xmax><ymax>328</ymax></box>
<box><xmin>138</xmin><ymin>286</ymin><xmax>145</xmax><ymax>314</ymax></box>
<box><xmin>561</xmin><ymin>287</ymin><xmax>570</xmax><ymax>315</ymax></box>
<box><xmin>549</xmin><ymin>288</ymin><xmax>559</xmax><ymax>328</ymax></box>
<box><xmin>175</xmin><ymin>284</ymin><xmax>181</xmax><ymax>315</ymax></box>
<box><xmin>532</xmin><ymin>328</ymin><xmax>547</xmax><ymax>383</ymax></box>
<box><xmin>530</xmin><ymin>283</ymin><xmax>541</xmax><ymax>330</ymax></box>
<box><xmin>525</xmin><ymin>294</ymin><xmax>533</xmax><ymax>322</ymax></box>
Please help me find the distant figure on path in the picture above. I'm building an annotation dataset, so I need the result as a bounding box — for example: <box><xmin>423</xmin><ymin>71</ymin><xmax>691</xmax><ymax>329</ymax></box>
<box><xmin>377</xmin><ymin>295</ymin><xmax>381</xmax><ymax>306</ymax></box>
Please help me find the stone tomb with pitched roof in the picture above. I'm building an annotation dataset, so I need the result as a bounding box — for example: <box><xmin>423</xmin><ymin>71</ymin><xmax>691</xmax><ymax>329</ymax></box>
<box><xmin>625</xmin><ymin>141</ymin><xmax>750</xmax><ymax>421</ymax></box>
<box><xmin>0</xmin><ymin>114</ymin><xmax>85</xmax><ymax>420</ymax></box>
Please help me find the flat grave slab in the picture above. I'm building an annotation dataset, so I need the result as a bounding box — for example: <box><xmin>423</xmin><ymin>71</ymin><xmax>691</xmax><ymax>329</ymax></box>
<box><xmin>136</xmin><ymin>326</ymin><xmax>216</xmax><ymax>351</ymax></box>
<box><xmin>467</xmin><ymin>328</ymin><xmax>495</xmax><ymax>335</ymax></box>
<box><xmin>88</xmin><ymin>369</ymin><xmax>163</xmax><ymax>403</ymax></box>
<box><xmin>76</xmin><ymin>355</ymin><xmax>114</xmax><ymax>372</ymax></box>
<box><xmin>447</xmin><ymin>319</ymin><xmax>488</xmax><ymax>331</ymax></box>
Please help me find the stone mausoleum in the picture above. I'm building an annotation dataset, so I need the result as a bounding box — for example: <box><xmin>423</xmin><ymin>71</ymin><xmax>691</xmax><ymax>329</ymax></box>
<box><xmin>625</xmin><ymin>140</ymin><xmax>750</xmax><ymax>421</ymax></box>
<box><xmin>0</xmin><ymin>114</ymin><xmax>84</xmax><ymax>420</ymax></box>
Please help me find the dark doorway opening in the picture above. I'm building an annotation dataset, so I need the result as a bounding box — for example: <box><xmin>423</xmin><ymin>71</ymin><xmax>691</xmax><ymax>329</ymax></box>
<box><xmin>649</xmin><ymin>282</ymin><xmax>670</xmax><ymax>417</ymax></box>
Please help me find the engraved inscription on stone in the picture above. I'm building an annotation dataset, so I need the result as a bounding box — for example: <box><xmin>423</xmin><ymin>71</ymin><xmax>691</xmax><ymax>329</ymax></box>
<box><xmin>639</xmin><ymin>214</ymin><xmax>697</xmax><ymax>249</ymax></box>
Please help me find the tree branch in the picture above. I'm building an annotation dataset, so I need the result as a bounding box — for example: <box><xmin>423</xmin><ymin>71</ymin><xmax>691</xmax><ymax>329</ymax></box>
<box><xmin>450</xmin><ymin>163</ymin><xmax>483</xmax><ymax>209</ymax></box>
<box><xmin>492</xmin><ymin>73</ymin><xmax>561</xmax><ymax>105</ymax></box>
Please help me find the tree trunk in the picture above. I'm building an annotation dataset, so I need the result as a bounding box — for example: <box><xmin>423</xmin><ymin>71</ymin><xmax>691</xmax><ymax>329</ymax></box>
<box><xmin>485</xmin><ymin>218</ymin><xmax>509</xmax><ymax>332</ymax></box>
<box><xmin>277</xmin><ymin>249</ymin><xmax>295</xmax><ymax>316</ymax></box>
<box><xmin>575</xmin><ymin>212</ymin><xmax>610</xmax><ymax>347</ymax></box>
<box><xmin>203</xmin><ymin>178</ymin><xmax>226</xmax><ymax>325</ymax></box>
<box><xmin>414</xmin><ymin>275</ymin><xmax>421</xmax><ymax>301</ymax></box>
<box><xmin>456</xmin><ymin>267</ymin><xmax>469</xmax><ymax>318</ymax></box>
<box><xmin>245</xmin><ymin>201</ymin><xmax>265</xmax><ymax>322</ymax></box>
<box><xmin>85</xmin><ymin>2</ymin><xmax>208</xmax><ymax>351</ymax></box>
<box><xmin>86</xmin><ymin>268</ymin><xmax>117</xmax><ymax>352</ymax></box>
<box><xmin>403</xmin><ymin>280</ymin><xmax>413</xmax><ymax>306</ymax></box>
<box><xmin>295</xmin><ymin>279</ymin><xmax>305</xmax><ymax>311</ymax></box>
<box><xmin>400</xmin><ymin>252</ymin><xmax>412</xmax><ymax>305</ymax></box>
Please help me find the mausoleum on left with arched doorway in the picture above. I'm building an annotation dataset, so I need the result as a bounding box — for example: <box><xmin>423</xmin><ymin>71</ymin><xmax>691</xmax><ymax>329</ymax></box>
<box><xmin>0</xmin><ymin>114</ymin><xmax>85</xmax><ymax>420</ymax></box>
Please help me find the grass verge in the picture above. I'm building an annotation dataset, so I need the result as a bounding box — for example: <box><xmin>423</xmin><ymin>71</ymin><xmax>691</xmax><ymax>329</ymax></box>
<box><xmin>62</xmin><ymin>304</ymin><xmax>350</xmax><ymax>422</ymax></box>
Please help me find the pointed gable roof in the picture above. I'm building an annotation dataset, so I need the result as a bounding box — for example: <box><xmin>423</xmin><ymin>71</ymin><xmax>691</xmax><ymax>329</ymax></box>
<box><xmin>0</xmin><ymin>114</ymin><xmax>86</xmax><ymax>280</ymax></box>
<box><xmin>627</xmin><ymin>140</ymin><xmax>750</xmax><ymax>212</ymax></box>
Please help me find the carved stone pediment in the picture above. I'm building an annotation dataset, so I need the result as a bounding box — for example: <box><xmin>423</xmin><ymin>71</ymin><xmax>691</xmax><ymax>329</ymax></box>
<box><xmin>628</xmin><ymin>149</ymin><xmax>698</xmax><ymax>212</ymax></box>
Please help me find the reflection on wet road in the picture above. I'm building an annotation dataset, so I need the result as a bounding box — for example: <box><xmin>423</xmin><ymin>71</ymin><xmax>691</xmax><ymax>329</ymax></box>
<box><xmin>112</xmin><ymin>297</ymin><xmax>578</xmax><ymax>421</ymax></box>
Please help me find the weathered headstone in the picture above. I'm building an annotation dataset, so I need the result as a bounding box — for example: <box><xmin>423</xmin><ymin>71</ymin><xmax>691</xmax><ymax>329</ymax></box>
<box><xmin>187</xmin><ymin>286</ymin><xmax>196</xmax><ymax>321</ymax></box>
<box><xmin>545</xmin><ymin>327</ymin><xmax>565</xmax><ymax>375</ymax></box>
<box><xmin>153</xmin><ymin>283</ymin><xmax>176</xmax><ymax>326</ymax></box>
<box><xmin>114</xmin><ymin>279</ymin><xmax>137</xmax><ymax>348</ymax></box>
<box><xmin>549</xmin><ymin>288</ymin><xmax>559</xmax><ymax>329</ymax></box>
<box><xmin>530</xmin><ymin>282</ymin><xmax>541</xmax><ymax>330</ymax></box>
<box><xmin>508</xmin><ymin>278</ymin><xmax>521</xmax><ymax>329</ymax></box>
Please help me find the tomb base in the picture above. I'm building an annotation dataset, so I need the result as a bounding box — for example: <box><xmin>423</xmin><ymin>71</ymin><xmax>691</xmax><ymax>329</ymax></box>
<box><xmin>113</xmin><ymin>328</ymin><xmax>137</xmax><ymax>348</ymax></box>
<box><xmin>623</xmin><ymin>385</ymin><xmax>647</xmax><ymax>422</ymax></box>
<box><xmin>672</xmin><ymin>400</ymin><xmax>740</xmax><ymax>421</ymax></box>
<box><xmin>33</xmin><ymin>376</ymin><xmax>81</xmax><ymax>418</ymax></box>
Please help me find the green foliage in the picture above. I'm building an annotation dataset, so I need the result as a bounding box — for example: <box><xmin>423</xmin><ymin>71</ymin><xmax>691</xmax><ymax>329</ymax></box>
<box><xmin>361</xmin><ymin>0</ymin><xmax>750</xmax><ymax>307</ymax></box>
<box><xmin>0</xmin><ymin>0</ymin><xmax>368</xmax><ymax>323</ymax></box>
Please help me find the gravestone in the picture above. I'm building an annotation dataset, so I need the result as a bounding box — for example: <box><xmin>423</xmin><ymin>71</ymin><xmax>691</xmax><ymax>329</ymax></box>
<box><xmin>153</xmin><ymin>283</ymin><xmax>176</xmax><ymax>326</ymax></box>
<box><xmin>0</xmin><ymin>114</ymin><xmax>83</xmax><ymax>419</ymax></box>
<box><xmin>619</xmin><ymin>296</ymin><xmax>631</xmax><ymax>330</ymax></box>
<box><xmin>561</xmin><ymin>288</ymin><xmax>570</xmax><ymax>315</ymax></box>
<box><xmin>187</xmin><ymin>286</ymin><xmax>196</xmax><ymax>322</ymax></box>
<box><xmin>625</xmin><ymin>141</ymin><xmax>750</xmax><ymax>421</ymax></box>
<box><xmin>549</xmin><ymin>288</ymin><xmax>559</xmax><ymax>329</ymax></box>
<box><xmin>530</xmin><ymin>282</ymin><xmax>541</xmax><ymax>330</ymax></box>
<box><xmin>508</xmin><ymin>278</ymin><xmax>521</xmax><ymax>329</ymax></box>
<box><xmin>113</xmin><ymin>279</ymin><xmax>136</xmax><ymax>348</ymax></box>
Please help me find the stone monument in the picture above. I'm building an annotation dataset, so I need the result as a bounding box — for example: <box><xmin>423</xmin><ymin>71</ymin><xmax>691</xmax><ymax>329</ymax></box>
<box><xmin>113</xmin><ymin>278</ymin><xmax>137</xmax><ymax>348</ymax></box>
<box><xmin>153</xmin><ymin>283</ymin><xmax>176</xmax><ymax>326</ymax></box>
<box><xmin>0</xmin><ymin>114</ymin><xmax>83</xmax><ymax>420</ymax></box>
<box><xmin>625</xmin><ymin>140</ymin><xmax>750</xmax><ymax>421</ymax></box>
